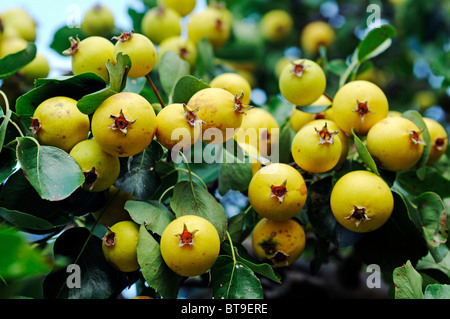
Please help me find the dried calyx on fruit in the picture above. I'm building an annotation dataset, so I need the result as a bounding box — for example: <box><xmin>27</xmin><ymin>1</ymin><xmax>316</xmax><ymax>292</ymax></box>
<box><xmin>270</xmin><ymin>179</ymin><xmax>288</xmax><ymax>203</ymax></box>
<box><xmin>353</xmin><ymin>99</ymin><xmax>375</xmax><ymax>123</ymax></box>
<box><xmin>108</xmin><ymin>109</ymin><xmax>137</xmax><ymax>136</ymax></box>
<box><xmin>345</xmin><ymin>205</ymin><xmax>371</xmax><ymax>228</ymax></box>
<box><xmin>290</xmin><ymin>60</ymin><xmax>309</xmax><ymax>78</ymax></box>
<box><xmin>233</xmin><ymin>90</ymin><xmax>253</xmax><ymax>114</ymax></box>
<box><xmin>183</xmin><ymin>103</ymin><xmax>204</xmax><ymax>127</ymax></box>
<box><xmin>62</xmin><ymin>35</ymin><xmax>80</xmax><ymax>56</ymax></box>
<box><xmin>315</xmin><ymin>122</ymin><xmax>339</xmax><ymax>145</ymax></box>
<box><xmin>410</xmin><ymin>129</ymin><xmax>426</xmax><ymax>145</ymax></box>
<box><xmin>112</xmin><ymin>29</ymin><xmax>134</xmax><ymax>42</ymax></box>
<box><xmin>175</xmin><ymin>223</ymin><xmax>198</xmax><ymax>247</ymax></box>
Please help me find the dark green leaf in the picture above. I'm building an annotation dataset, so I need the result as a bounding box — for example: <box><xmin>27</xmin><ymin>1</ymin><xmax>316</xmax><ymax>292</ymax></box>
<box><xmin>171</xmin><ymin>75</ymin><xmax>210</xmax><ymax>104</ymax></box>
<box><xmin>137</xmin><ymin>224</ymin><xmax>180</xmax><ymax>299</ymax></box>
<box><xmin>170</xmin><ymin>181</ymin><xmax>228</xmax><ymax>241</ymax></box>
<box><xmin>0</xmin><ymin>207</ymin><xmax>55</xmax><ymax>231</ymax></box>
<box><xmin>357</xmin><ymin>24</ymin><xmax>396</xmax><ymax>62</ymax></box>
<box><xmin>114</xmin><ymin>141</ymin><xmax>165</xmax><ymax>201</ymax></box>
<box><xmin>278</xmin><ymin>121</ymin><xmax>295</xmax><ymax>164</ymax></box>
<box><xmin>16</xmin><ymin>137</ymin><xmax>84</xmax><ymax>201</ymax></box>
<box><xmin>352</xmin><ymin>128</ymin><xmax>379</xmax><ymax>175</ymax></box>
<box><xmin>393</xmin><ymin>260</ymin><xmax>424</xmax><ymax>299</ymax></box>
<box><xmin>0</xmin><ymin>43</ymin><xmax>37</xmax><ymax>79</ymax></box>
<box><xmin>0</xmin><ymin>146</ymin><xmax>17</xmax><ymax>183</ymax></box>
<box><xmin>16</xmin><ymin>73</ymin><xmax>106</xmax><ymax>128</ymax></box>
<box><xmin>0</xmin><ymin>109</ymin><xmax>12</xmax><ymax>152</ymax></box>
<box><xmin>43</xmin><ymin>227</ymin><xmax>125</xmax><ymax>299</ymax></box>
<box><xmin>218</xmin><ymin>148</ymin><xmax>253</xmax><ymax>196</ymax></box>
<box><xmin>125</xmin><ymin>200</ymin><xmax>174</xmax><ymax>236</ymax></box>
<box><xmin>396</xmin><ymin>166</ymin><xmax>450</xmax><ymax>199</ymax></box>
<box><xmin>210</xmin><ymin>255</ymin><xmax>263</xmax><ymax>299</ymax></box>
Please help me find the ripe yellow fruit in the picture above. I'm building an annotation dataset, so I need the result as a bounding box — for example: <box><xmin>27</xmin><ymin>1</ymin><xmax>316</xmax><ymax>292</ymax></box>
<box><xmin>303</xmin><ymin>119</ymin><xmax>349</xmax><ymax>169</ymax></box>
<box><xmin>366</xmin><ymin>116</ymin><xmax>425</xmax><ymax>172</ymax></box>
<box><xmin>291</xmin><ymin>121</ymin><xmax>343</xmax><ymax>173</ymax></box>
<box><xmin>158</xmin><ymin>36</ymin><xmax>198</xmax><ymax>67</ymax></box>
<box><xmin>102</xmin><ymin>221</ymin><xmax>140</xmax><ymax>272</ymax></box>
<box><xmin>69</xmin><ymin>139</ymin><xmax>120</xmax><ymax>192</ymax></box>
<box><xmin>63</xmin><ymin>36</ymin><xmax>114</xmax><ymax>83</ymax></box>
<box><xmin>112</xmin><ymin>31</ymin><xmax>157</xmax><ymax>78</ymax></box>
<box><xmin>234</xmin><ymin>107</ymin><xmax>279</xmax><ymax>157</ymax></box>
<box><xmin>187</xmin><ymin>87</ymin><xmax>244</xmax><ymax>144</ymax></box>
<box><xmin>279</xmin><ymin>59</ymin><xmax>326</xmax><ymax>107</ymax></box>
<box><xmin>0</xmin><ymin>8</ymin><xmax>36</xmax><ymax>42</ymax></box>
<box><xmin>187</xmin><ymin>7</ymin><xmax>231</xmax><ymax>50</ymax></box>
<box><xmin>330</xmin><ymin>170</ymin><xmax>394</xmax><ymax>233</ymax></box>
<box><xmin>331</xmin><ymin>80</ymin><xmax>389</xmax><ymax>136</ymax></box>
<box><xmin>155</xmin><ymin>103</ymin><xmax>201</xmax><ymax>151</ymax></box>
<box><xmin>141</xmin><ymin>6</ymin><xmax>181</xmax><ymax>45</ymax></box>
<box><xmin>160</xmin><ymin>215</ymin><xmax>220</xmax><ymax>277</ymax></box>
<box><xmin>20</xmin><ymin>53</ymin><xmax>50</xmax><ymax>82</ymax></box>
<box><xmin>30</xmin><ymin>96</ymin><xmax>90</xmax><ymax>153</ymax></box>
<box><xmin>301</xmin><ymin>21</ymin><xmax>335</xmax><ymax>55</ymax></box>
<box><xmin>209</xmin><ymin>73</ymin><xmax>252</xmax><ymax>106</ymax></box>
<box><xmin>289</xmin><ymin>94</ymin><xmax>332</xmax><ymax>132</ymax></box>
<box><xmin>248</xmin><ymin>163</ymin><xmax>307</xmax><ymax>221</ymax></box>
<box><xmin>0</xmin><ymin>37</ymin><xmax>27</xmax><ymax>58</ymax></box>
<box><xmin>260</xmin><ymin>10</ymin><xmax>293</xmax><ymax>43</ymax></box>
<box><xmin>423</xmin><ymin>117</ymin><xmax>448</xmax><ymax>165</ymax></box>
<box><xmin>252</xmin><ymin>218</ymin><xmax>306</xmax><ymax>267</ymax></box>
<box><xmin>159</xmin><ymin>0</ymin><xmax>197</xmax><ymax>17</ymax></box>
<box><xmin>81</xmin><ymin>4</ymin><xmax>115</xmax><ymax>37</ymax></box>
<box><xmin>91</xmin><ymin>92</ymin><xmax>157</xmax><ymax>157</ymax></box>
<box><xmin>93</xmin><ymin>186</ymin><xmax>135</xmax><ymax>227</ymax></box>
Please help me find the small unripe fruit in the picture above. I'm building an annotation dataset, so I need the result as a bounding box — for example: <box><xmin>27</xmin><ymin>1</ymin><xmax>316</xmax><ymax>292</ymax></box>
<box><xmin>279</xmin><ymin>59</ymin><xmax>326</xmax><ymax>107</ymax></box>
<box><xmin>141</xmin><ymin>6</ymin><xmax>181</xmax><ymax>45</ymax></box>
<box><xmin>30</xmin><ymin>96</ymin><xmax>90</xmax><ymax>153</ymax></box>
<box><xmin>112</xmin><ymin>31</ymin><xmax>157</xmax><ymax>78</ymax></box>
<box><xmin>260</xmin><ymin>10</ymin><xmax>293</xmax><ymax>43</ymax></box>
<box><xmin>301</xmin><ymin>21</ymin><xmax>335</xmax><ymax>55</ymax></box>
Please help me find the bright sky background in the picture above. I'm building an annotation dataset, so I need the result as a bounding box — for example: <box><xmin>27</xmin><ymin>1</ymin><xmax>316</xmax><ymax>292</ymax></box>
<box><xmin>0</xmin><ymin>0</ymin><xmax>206</xmax><ymax>77</ymax></box>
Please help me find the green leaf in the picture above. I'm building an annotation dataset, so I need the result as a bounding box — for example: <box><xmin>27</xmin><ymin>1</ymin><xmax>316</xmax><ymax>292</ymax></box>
<box><xmin>357</xmin><ymin>24</ymin><xmax>396</xmax><ymax>62</ymax></box>
<box><xmin>396</xmin><ymin>166</ymin><xmax>450</xmax><ymax>199</ymax></box>
<box><xmin>402</xmin><ymin>110</ymin><xmax>431</xmax><ymax>170</ymax></box>
<box><xmin>210</xmin><ymin>255</ymin><xmax>263</xmax><ymax>299</ymax></box>
<box><xmin>352</xmin><ymin>128</ymin><xmax>379</xmax><ymax>175</ymax></box>
<box><xmin>125</xmin><ymin>200</ymin><xmax>174</xmax><ymax>236</ymax></box>
<box><xmin>416</xmin><ymin>192</ymin><xmax>448</xmax><ymax>263</ymax></box>
<box><xmin>0</xmin><ymin>146</ymin><xmax>17</xmax><ymax>183</ymax></box>
<box><xmin>194</xmin><ymin>38</ymin><xmax>215</xmax><ymax>83</ymax></box>
<box><xmin>158</xmin><ymin>50</ymin><xmax>190</xmax><ymax>102</ymax></box>
<box><xmin>16</xmin><ymin>137</ymin><xmax>84</xmax><ymax>201</ymax></box>
<box><xmin>0</xmin><ymin>109</ymin><xmax>12</xmax><ymax>153</ymax></box>
<box><xmin>106</xmin><ymin>52</ymin><xmax>132</xmax><ymax>93</ymax></box>
<box><xmin>171</xmin><ymin>75</ymin><xmax>210</xmax><ymax>104</ymax></box>
<box><xmin>0</xmin><ymin>226</ymin><xmax>52</xmax><ymax>280</ymax></box>
<box><xmin>262</xmin><ymin>96</ymin><xmax>293</xmax><ymax>126</ymax></box>
<box><xmin>424</xmin><ymin>284</ymin><xmax>450</xmax><ymax>299</ymax></box>
<box><xmin>76</xmin><ymin>87</ymin><xmax>116</xmax><ymax>115</ymax></box>
<box><xmin>295</xmin><ymin>104</ymin><xmax>330</xmax><ymax>114</ymax></box>
<box><xmin>393</xmin><ymin>260</ymin><xmax>424</xmax><ymax>299</ymax></box>
<box><xmin>43</xmin><ymin>227</ymin><xmax>124</xmax><ymax>299</ymax></box>
<box><xmin>218</xmin><ymin>148</ymin><xmax>253</xmax><ymax>196</ymax></box>
<box><xmin>16</xmin><ymin>73</ymin><xmax>106</xmax><ymax>128</ymax></box>
<box><xmin>0</xmin><ymin>207</ymin><xmax>55</xmax><ymax>231</ymax></box>
<box><xmin>114</xmin><ymin>140</ymin><xmax>165</xmax><ymax>201</ymax></box>
<box><xmin>0</xmin><ymin>43</ymin><xmax>37</xmax><ymax>79</ymax></box>
<box><xmin>137</xmin><ymin>224</ymin><xmax>179</xmax><ymax>299</ymax></box>
<box><xmin>170</xmin><ymin>181</ymin><xmax>228</xmax><ymax>241</ymax></box>
<box><xmin>278</xmin><ymin>121</ymin><xmax>295</xmax><ymax>164</ymax></box>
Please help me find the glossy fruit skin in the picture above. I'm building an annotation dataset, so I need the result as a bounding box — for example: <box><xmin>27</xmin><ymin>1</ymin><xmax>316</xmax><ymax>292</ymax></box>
<box><xmin>187</xmin><ymin>7</ymin><xmax>231</xmax><ymax>50</ymax></box>
<box><xmin>155</xmin><ymin>103</ymin><xmax>201</xmax><ymax>151</ymax></box>
<box><xmin>290</xmin><ymin>94</ymin><xmax>332</xmax><ymax>132</ymax></box>
<box><xmin>159</xmin><ymin>0</ymin><xmax>196</xmax><ymax>17</ymax></box>
<box><xmin>160</xmin><ymin>215</ymin><xmax>220</xmax><ymax>277</ymax></box>
<box><xmin>209</xmin><ymin>73</ymin><xmax>252</xmax><ymax>105</ymax></box>
<box><xmin>330</xmin><ymin>170</ymin><xmax>394</xmax><ymax>233</ymax></box>
<box><xmin>248</xmin><ymin>163</ymin><xmax>307</xmax><ymax>221</ymax></box>
<box><xmin>291</xmin><ymin>121</ymin><xmax>343</xmax><ymax>173</ymax></box>
<box><xmin>301</xmin><ymin>21</ymin><xmax>335</xmax><ymax>55</ymax></box>
<box><xmin>91</xmin><ymin>92</ymin><xmax>157</xmax><ymax>157</ymax></box>
<box><xmin>303</xmin><ymin>119</ymin><xmax>349</xmax><ymax>169</ymax></box>
<box><xmin>366</xmin><ymin>116</ymin><xmax>424</xmax><ymax>172</ymax></box>
<box><xmin>93</xmin><ymin>186</ymin><xmax>135</xmax><ymax>227</ymax></box>
<box><xmin>331</xmin><ymin>80</ymin><xmax>389</xmax><ymax>136</ymax></box>
<box><xmin>158</xmin><ymin>36</ymin><xmax>197</xmax><ymax>67</ymax></box>
<box><xmin>102</xmin><ymin>221</ymin><xmax>140</xmax><ymax>272</ymax></box>
<box><xmin>68</xmin><ymin>36</ymin><xmax>114</xmax><ymax>83</ymax></box>
<box><xmin>20</xmin><ymin>53</ymin><xmax>50</xmax><ymax>83</ymax></box>
<box><xmin>234</xmin><ymin>107</ymin><xmax>279</xmax><ymax>157</ymax></box>
<box><xmin>81</xmin><ymin>5</ymin><xmax>115</xmax><ymax>37</ymax></box>
<box><xmin>0</xmin><ymin>8</ymin><xmax>36</xmax><ymax>42</ymax></box>
<box><xmin>279</xmin><ymin>59</ymin><xmax>326</xmax><ymax>107</ymax></box>
<box><xmin>30</xmin><ymin>96</ymin><xmax>90</xmax><ymax>153</ymax></box>
<box><xmin>187</xmin><ymin>88</ymin><xmax>244</xmax><ymax>144</ymax></box>
<box><xmin>423</xmin><ymin>117</ymin><xmax>448</xmax><ymax>165</ymax></box>
<box><xmin>141</xmin><ymin>6</ymin><xmax>181</xmax><ymax>45</ymax></box>
<box><xmin>252</xmin><ymin>218</ymin><xmax>305</xmax><ymax>267</ymax></box>
<box><xmin>260</xmin><ymin>10</ymin><xmax>293</xmax><ymax>43</ymax></box>
<box><xmin>69</xmin><ymin>139</ymin><xmax>120</xmax><ymax>192</ymax></box>
<box><xmin>112</xmin><ymin>32</ymin><xmax>156</xmax><ymax>78</ymax></box>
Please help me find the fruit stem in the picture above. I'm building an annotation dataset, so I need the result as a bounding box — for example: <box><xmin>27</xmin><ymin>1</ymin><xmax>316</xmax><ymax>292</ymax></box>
<box><xmin>226</xmin><ymin>230</ymin><xmax>237</xmax><ymax>265</ymax></box>
<box><xmin>145</xmin><ymin>74</ymin><xmax>166</xmax><ymax>108</ymax></box>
